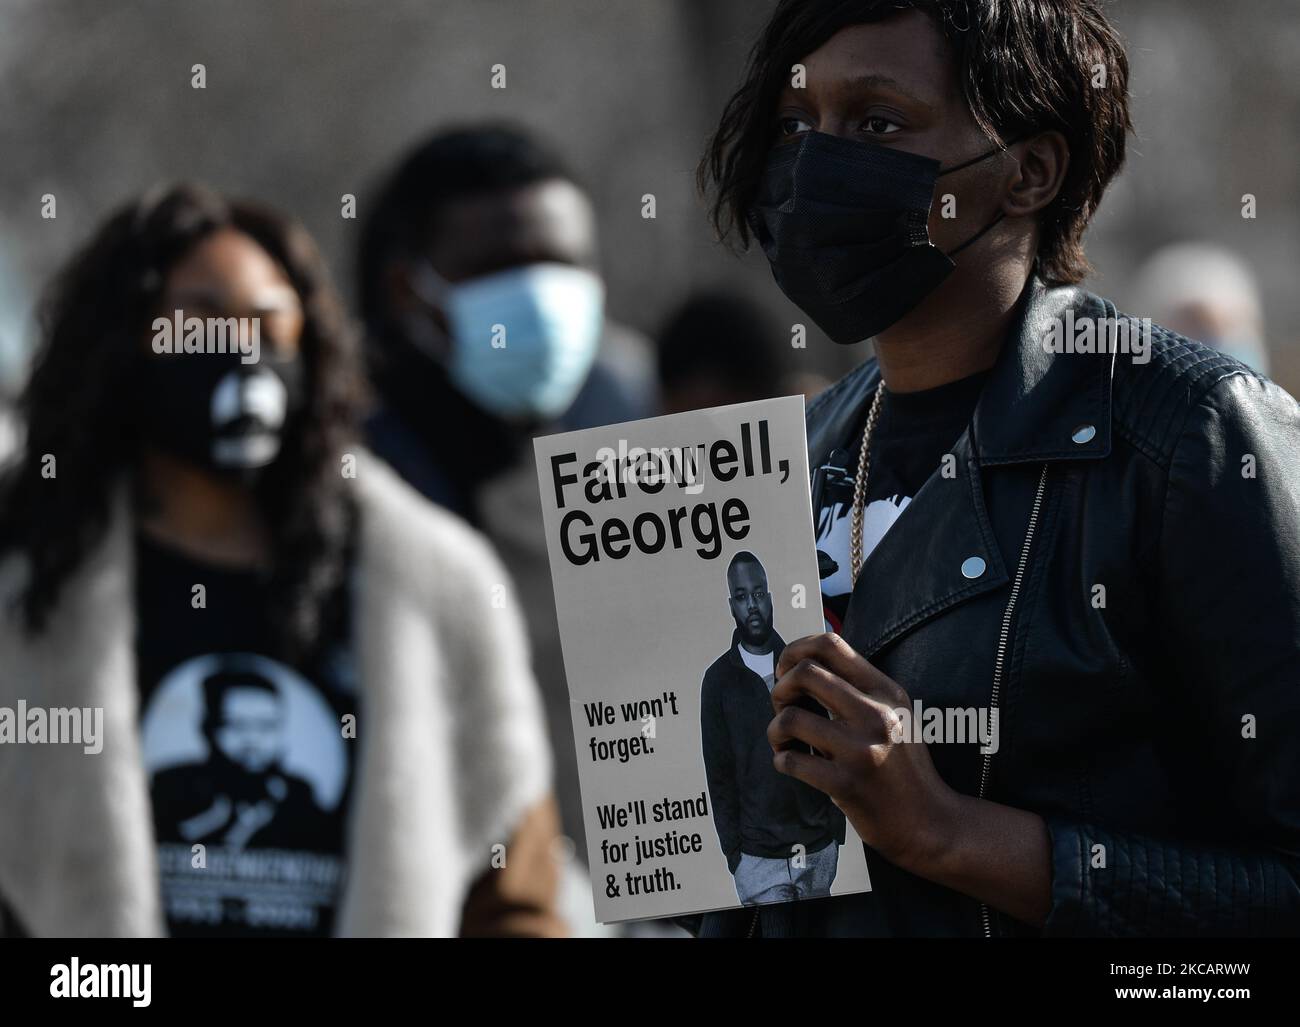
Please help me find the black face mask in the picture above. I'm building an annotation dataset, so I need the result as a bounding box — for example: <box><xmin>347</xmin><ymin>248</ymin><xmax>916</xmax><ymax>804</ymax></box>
<box><xmin>135</xmin><ymin>350</ymin><xmax>307</xmax><ymax>478</ymax></box>
<box><xmin>749</xmin><ymin>130</ymin><xmax>1012</xmax><ymax>344</ymax></box>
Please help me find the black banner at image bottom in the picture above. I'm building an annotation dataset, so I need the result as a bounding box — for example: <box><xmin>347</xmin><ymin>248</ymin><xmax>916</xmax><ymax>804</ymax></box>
<box><xmin>0</xmin><ymin>937</ymin><xmax>1278</xmax><ymax>1014</ymax></box>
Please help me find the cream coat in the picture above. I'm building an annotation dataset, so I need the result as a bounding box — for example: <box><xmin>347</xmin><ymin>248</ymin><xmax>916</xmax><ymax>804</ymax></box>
<box><xmin>0</xmin><ymin>453</ymin><xmax>552</xmax><ymax>936</ymax></box>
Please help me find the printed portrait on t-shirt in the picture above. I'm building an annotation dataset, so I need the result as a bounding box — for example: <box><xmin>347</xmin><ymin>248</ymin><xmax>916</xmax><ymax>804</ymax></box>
<box><xmin>142</xmin><ymin>654</ymin><xmax>345</xmax><ymax>848</ymax></box>
<box><xmin>138</xmin><ymin>652</ymin><xmax>351</xmax><ymax>934</ymax></box>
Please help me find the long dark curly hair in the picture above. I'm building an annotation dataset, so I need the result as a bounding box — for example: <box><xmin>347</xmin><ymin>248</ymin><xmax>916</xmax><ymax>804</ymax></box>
<box><xmin>0</xmin><ymin>183</ymin><xmax>366</xmax><ymax>659</ymax></box>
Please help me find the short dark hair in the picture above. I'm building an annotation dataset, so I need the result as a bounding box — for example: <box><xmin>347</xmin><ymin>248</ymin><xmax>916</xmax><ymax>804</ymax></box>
<box><xmin>357</xmin><ymin>123</ymin><xmax>578</xmax><ymax>334</ymax></box>
<box><xmin>657</xmin><ymin>291</ymin><xmax>785</xmax><ymax>395</ymax></box>
<box><xmin>727</xmin><ymin>550</ymin><xmax>767</xmax><ymax>582</ymax></box>
<box><xmin>202</xmin><ymin>665</ymin><xmax>281</xmax><ymax>728</ymax></box>
<box><xmin>700</xmin><ymin>0</ymin><xmax>1133</xmax><ymax>285</ymax></box>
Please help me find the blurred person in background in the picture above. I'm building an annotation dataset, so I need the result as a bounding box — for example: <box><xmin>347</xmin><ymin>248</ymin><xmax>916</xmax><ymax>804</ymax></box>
<box><xmin>1133</xmin><ymin>242</ymin><xmax>1271</xmax><ymax>376</ymax></box>
<box><xmin>0</xmin><ymin>183</ymin><xmax>563</xmax><ymax>938</ymax></box>
<box><xmin>655</xmin><ymin>290</ymin><xmax>788</xmax><ymax>414</ymax></box>
<box><xmin>360</xmin><ymin>124</ymin><xmax>654</xmax><ymax>523</ymax></box>
<box><xmin>357</xmin><ymin>126</ymin><xmax>656</xmax><ymax>932</ymax></box>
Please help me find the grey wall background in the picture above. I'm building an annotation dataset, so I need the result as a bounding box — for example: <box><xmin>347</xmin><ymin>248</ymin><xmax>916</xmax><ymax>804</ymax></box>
<box><xmin>2</xmin><ymin>0</ymin><xmax>1298</xmax><ymax>392</ymax></box>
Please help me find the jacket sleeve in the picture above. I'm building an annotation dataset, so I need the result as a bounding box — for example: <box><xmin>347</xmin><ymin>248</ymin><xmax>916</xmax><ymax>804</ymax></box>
<box><xmin>700</xmin><ymin>670</ymin><xmax>743</xmax><ymax>874</ymax></box>
<box><xmin>1044</xmin><ymin>372</ymin><xmax>1300</xmax><ymax>936</ymax></box>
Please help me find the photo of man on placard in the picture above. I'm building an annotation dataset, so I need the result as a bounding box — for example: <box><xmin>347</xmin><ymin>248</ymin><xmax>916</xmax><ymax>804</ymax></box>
<box><xmin>699</xmin><ymin>551</ymin><xmax>845</xmax><ymax>904</ymax></box>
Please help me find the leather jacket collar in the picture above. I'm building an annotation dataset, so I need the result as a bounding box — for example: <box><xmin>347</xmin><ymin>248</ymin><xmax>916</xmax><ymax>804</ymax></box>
<box><xmin>805</xmin><ymin>277</ymin><xmax>1120</xmax><ymax>661</ymax></box>
<box><xmin>807</xmin><ymin>277</ymin><xmax>1119</xmax><ymax>470</ymax></box>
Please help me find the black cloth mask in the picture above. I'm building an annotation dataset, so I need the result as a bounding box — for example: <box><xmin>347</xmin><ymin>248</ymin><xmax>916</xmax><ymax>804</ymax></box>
<box><xmin>136</xmin><ymin>350</ymin><xmax>307</xmax><ymax>477</ymax></box>
<box><xmin>749</xmin><ymin>130</ymin><xmax>1013</xmax><ymax>344</ymax></box>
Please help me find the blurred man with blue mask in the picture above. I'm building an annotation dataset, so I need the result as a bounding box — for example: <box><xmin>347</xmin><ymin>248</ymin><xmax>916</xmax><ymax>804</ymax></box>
<box><xmin>358</xmin><ymin>125</ymin><xmax>657</xmax><ymax>936</ymax></box>
<box><xmin>406</xmin><ymin>256</ymin><xmax>605</xmax><ymax>422</ymax></box>
<box><xmin>360</xmin><ymin>124</ymin><xmax>654</xmax><ymax>521</ymax></box>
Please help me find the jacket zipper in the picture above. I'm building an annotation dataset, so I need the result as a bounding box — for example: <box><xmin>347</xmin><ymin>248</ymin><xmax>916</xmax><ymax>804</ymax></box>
<box><xmin>748</xmin><ymin>908</ymin><xmax>760</xmax><ymax>938</ymax></box>
<box><xmin>978</xmin><ymin>463</ymin><xmax>1049</xmax><ymax>939</ymax></box>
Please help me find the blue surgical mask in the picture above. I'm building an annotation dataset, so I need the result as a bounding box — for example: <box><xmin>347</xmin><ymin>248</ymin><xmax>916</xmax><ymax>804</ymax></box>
<box><xmin>410</xmin><ymin>260</ymin><xmax>605</xmax><ymax>422</ymax></box>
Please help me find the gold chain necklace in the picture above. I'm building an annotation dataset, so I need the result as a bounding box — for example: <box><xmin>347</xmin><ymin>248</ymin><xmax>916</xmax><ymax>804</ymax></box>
<box><xmin>849</xmin><ymin>383</ymin><xmax>886</xmax><ymax>586</ymax></box>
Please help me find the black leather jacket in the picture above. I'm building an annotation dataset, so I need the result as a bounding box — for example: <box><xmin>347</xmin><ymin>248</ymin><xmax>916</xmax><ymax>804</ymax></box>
<box><xmin>691</xmin><ymin>278</ymin><xmax>1300</xmax><ymax>937</ymax></box>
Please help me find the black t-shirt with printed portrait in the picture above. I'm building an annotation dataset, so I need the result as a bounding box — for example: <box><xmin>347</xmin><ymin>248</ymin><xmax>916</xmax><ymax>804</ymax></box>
<box><xmin>133</xmin><ymin>532</ymin><xmax>358</xmax><ymax>938</ymax></box>
<box><xmin>814</xmin><ymin>370</ymin><xmax>991</xmax><ymax>632</ymax></box>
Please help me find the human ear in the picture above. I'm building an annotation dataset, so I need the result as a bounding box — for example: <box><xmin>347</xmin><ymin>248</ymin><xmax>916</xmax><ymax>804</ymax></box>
<box><xmin>1002</xmin><ymin>130</ymin><xmax>1070</xmax><ymax>219</ymax></box>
